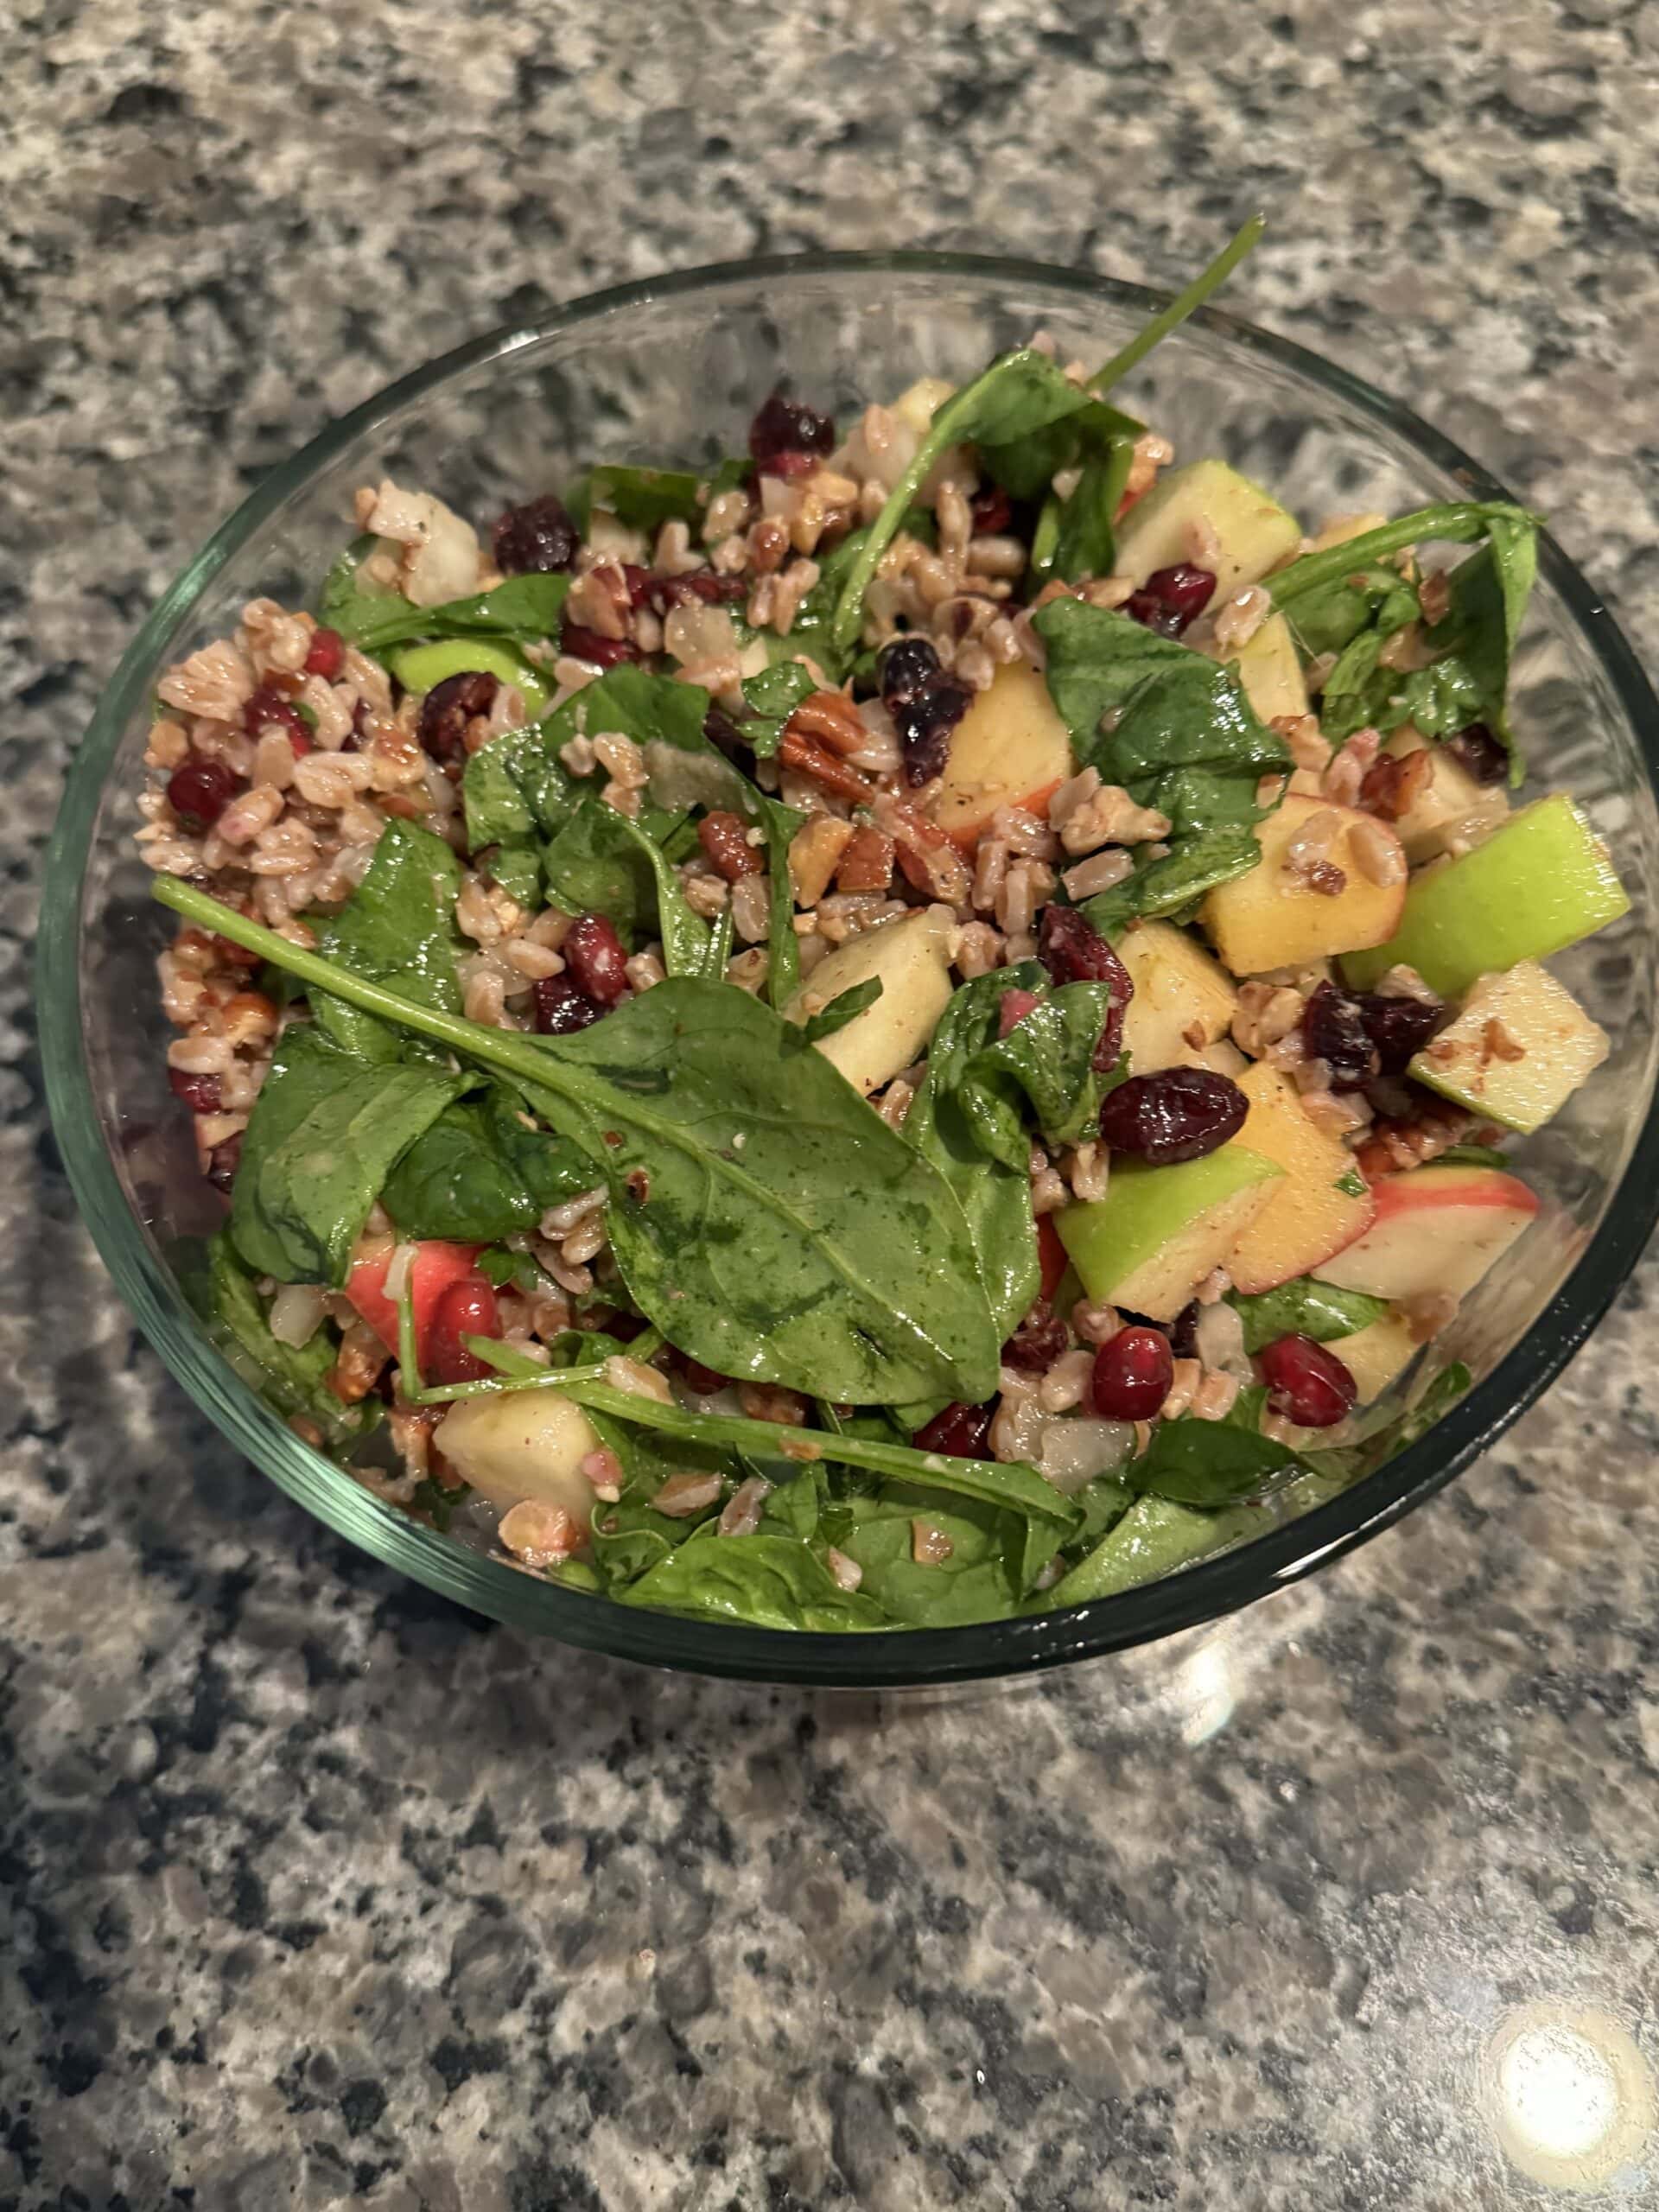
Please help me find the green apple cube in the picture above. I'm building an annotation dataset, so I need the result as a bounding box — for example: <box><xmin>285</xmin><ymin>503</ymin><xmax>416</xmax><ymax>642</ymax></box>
<box><xmin>1408</xmin><ymin>960</ymin><xmax>1609</xmax><ymax>1134</ymax></box>
<box><xmin>1056</xmin><ymin>1144</ymin><xmax>1283</xmax><ymax>1323</ymax></box>
<box><xmin>1112</xmin><ymin>459</ymin><xmax>1302</xmax><ymax>611</ymax></box>
<box><xmin>1342</xmin><ymin>794</ymin><xmax>1629</xmax><ymax>998</ymax></box>
<box><xmin>390</xmin><ymin>638</ymin><xmax>551</xmax><ymax>720</ymax></box>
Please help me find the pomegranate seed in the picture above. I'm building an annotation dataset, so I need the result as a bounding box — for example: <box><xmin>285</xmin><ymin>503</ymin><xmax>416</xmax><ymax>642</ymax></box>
<box><xmin>912</xmin><ymin>1401</ymin><xmax>995</xmax><ymax>1459</ymax></box>
<box><xmin>1001</xmin><ymin>1301</ymin><xmax>1068</xmax><ymax>1373</ymax></box>
<box><xmin>560</xmin><ymin>622</ymin><xmax>643</xmax><ymax>669</ymax></box>
<box><xmin>303</xmin><ymin>626</ymin><xmax>345</xmax><ymax>680</ymax></box>
<box><xmin>998</xmin><ymin>988</ymin><xmax>1041</xmax><ymax>1038</ymax></box>
<box><xmin>166</xmin><ymin>756</ymin><xmax>240</xmax><ymax>828</ymax></box>
<box><xmin>493</xmin><ymin>493</ymin><xmax>579</xmax><ymax>576</ymax></box>
<box><xmin>416</xmin><ymin>671</ymin><xmax>498</xmax><ymax>763</ymax></box>
<box><xmin>533</xmin><ymin>976</ymin><xmax>602</xmax><ymax>1035</ymax></box>
<box><xmin>1124</xmin><ymin>590</ymin><xmax>1187</xmax><ymax>638</ymax></box>
<box><xmin>1142</xmin><ymin>563</ymin><xmax>1215</xmax><ymax>632</ymax></box>
<box><xmin>1092</xmin><ymin>1325</ymin><xmax>1173</xmax><ymax>1421</ymax></box>
<box><xmin>168</xmin><ymin>1066</ymin><xmax>222</xmax><ymax>1114</ymax></box>
<box><xmin>1097</xmin><ymin>1066</ymin><xmax>1247</xmax><ymax>1165</ymax></box>
<box><xmin>563</xmin><ymin>913</ymin><xmax>630</xmax><ymax>1006</ymax></box>
<box><xmin>971</xmin><ymin>486</ymin><xmax>1013</xmax><ymax>535</ymax></box>
<box><xmin>880</xmin><ymin>636</ymin><xmax>943</xmax><ymax>704</ymax></box>
<box><xmin>1446</xmin><ymin>721</ymin><xmax>1508</xmax><ymax>785</ymax></box>
<box><xmin>748</xmin><ymin>388</ymin><xmax>836</xmax><ymax>472</ymax></box>
<box><xmin>1257</xmin><ymin>1333</ymin><xmax>1357</xmax><ymax>1427</ymax></box>
<box><xmin>427</xmin><ymin>1276</ymin><xmax>502</xmax><ymax>1387</ymax></box>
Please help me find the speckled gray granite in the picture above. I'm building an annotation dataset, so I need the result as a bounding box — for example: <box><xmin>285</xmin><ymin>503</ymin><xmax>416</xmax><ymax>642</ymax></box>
<box><xmin>7</xmin><ymin>3</ymin><xmax>1659</xmax><ymax>2205</ymax></box>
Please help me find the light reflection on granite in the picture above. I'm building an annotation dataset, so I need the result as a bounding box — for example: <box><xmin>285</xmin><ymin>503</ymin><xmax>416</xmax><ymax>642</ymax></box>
<box><xmin>6</xmin><ymin>3</ymin><xmax>1659</xmax><ymax>2206</ymax></box>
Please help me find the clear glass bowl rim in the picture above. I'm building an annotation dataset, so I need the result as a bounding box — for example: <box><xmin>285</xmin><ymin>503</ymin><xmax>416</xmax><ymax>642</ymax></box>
<box><xmin>36</xmin><ymin>247</ymin><xmax>1659</xmax><ymax>1688</ymax></box>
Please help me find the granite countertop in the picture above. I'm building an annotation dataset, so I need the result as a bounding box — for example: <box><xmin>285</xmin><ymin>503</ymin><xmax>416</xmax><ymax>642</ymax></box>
<box><xmin>8</xmin><ymin>3</ymin><xmax>1659</xmax><ymax>2204</ymax></box>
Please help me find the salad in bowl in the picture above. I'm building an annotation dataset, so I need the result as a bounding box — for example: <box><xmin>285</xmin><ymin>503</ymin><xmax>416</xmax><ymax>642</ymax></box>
<box><xmin>131</xmin><ymin>227</ymin><xmax>1630</xmax><ymax>1635</ymax></box>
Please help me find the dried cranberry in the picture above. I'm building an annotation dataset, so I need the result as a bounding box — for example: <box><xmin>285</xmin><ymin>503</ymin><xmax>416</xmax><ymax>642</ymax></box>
<box><xmin>1257</xmin><ymin>1333</ymin><xmax>1357</xmax><ymax>1427</ymax></box>
<box><xmin>533</xmin><ymin>976</ymin><xmax>602</xmax><ymax>1035</ymax></box>
<box><xmin>892</xmin><ymin>677</ymin><xmax>971</xmax><ymax>787</ymax></box>
<box><xmin>702</xmin><ymin>703</ymin><xmax>747</xmax><ymax>758</ymax></box>
<box><xmin>416</xmin><ymin>671</ymin><xmax>498</xmax><ymax>763</ymax></box>
<box><xmin>428</xmin><ymin>1276</ymin><xmax>502</xmax><ymax>1387</ymax></box>
<box><xmin>206</xmin><ymin>1131</ymin><xmax>243</xmax><ymax>1192</ymax></box>
<box><xmin>563</xmin><ymin>913</ymin><xmax>630</xmax><ymax>1006</ymax></box>
<box><xmin>560</xmin><ymin>622</ymin><xmax>643</xmax><ymax>669</ymax></box>
<box><xmin>303</xmin><ymin>626</ymin><xmax>345</xmax><ymax>680</ymax></box>
<box><xmin>168</xmin><ymin>1066</ymin><xmax>222</xmax><ymax>1114</ymax></box>
<box><xmin>879</xmin><ymin>635</ymin><xmax>943</xmax><ymax>704</ymax></box>
<box><xmin>1302</xmin><ymin>981</ymin><xmax>1378</xmax><ymax>1090</ymax></box>
<box><xmin>493</xmin><ymin>493</ymin><xmax>579</xmax><ymax>576</ymax></box>
<box><xmin>242</xmin><ymin>684</ymin><xmax>312</xmax><ymax>745</ymax></box>
<box><xmin>1092</xmin><ymin>1325</ymin><xmax>1174</xmax><ymax>1421</ymax></box>
<box><xmin>649</xmin><ymin>570</ymin><xmax>748</xmax><ymax>610</ymax></box>
<box><xmin>1169</xmin><ymin>1301</ymin><xmax>1200</xmax><ymax>1360</ymax></box>
<box><xmin>166</xmin><ymin>756</ymin><xmax>240</xmax><ymax>828</ymax></box>
<box><xmin>971</xmin><ymin>486</ymin><xmax>1013</xmax><ymax>536</ymax></box>
<box><xmin>1001</xmin><ymin>1301</ymin><xmax>1068</xmax><ymax>1373</ymax></box>
<box><xmin>1037</xmin><ymin>905</ymin><xmax>1117</xmax><ymax>986</ymax></box>
<box><xmin>912</xmin><ymin>1400</ymin><xmax>995</xmax><ymax>1459</ymax></box>
<box><xmin>1446</xmin><ymin>721</ymin><xmax>1508</xmax><ymax>785</ymax></box>
<box><xmin>1097</xmin><ymin>1066</ymin><xmax>1247</xmax><ymax>1165</ymax></box>
<box><xmin>748</xmin><ymin>387</ymin><xmax>836</xmax><ymax>474</ymax></box>
<box><xmin>1358</xmin><ymin>990</ymin><xmax>1442</xmax><ymax>1074</ymax></box>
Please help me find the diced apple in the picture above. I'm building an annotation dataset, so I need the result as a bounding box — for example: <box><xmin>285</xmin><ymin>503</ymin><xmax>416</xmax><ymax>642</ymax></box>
<box><xmin>1408</xmin><ymin>961</ymin><xmax>1609</xmax><ymax>1135</ymax></box>
<box><xmin>785</xmin><ymin>906</ymin><xmax>956</xmax><ymax>1096</ymax></box>
<box><xmin>1114</xmin><ymin>460</ymin><xmax>1303</xmax><ymax>611</ymax></box>
<box><xmin>1201</xmin><ymin>794</ymin><xmax>1408</xmax><ymax>973</ymax></box>
<box><xmin>1195</xmin><ymin>1039</ymin><xmax>1249</xmax><ymax>1078</ymax></box>
<box><xmin>933</xmin><ymin>658</ymin><xmax>1076</xmax><ymax>846</ymax></box>
<box><xmin>1342</xmin><ymin>794</ymin><xmax>1630</xmax><ymax>997</ymax></box>
<box><xmin>892</xmin><ymin>375</ymin><xmax>956</xmax><ymax>436</ymax></box>
<box><xmin>1305</xmin><ymin>512</ymin><xmax>1389</xmax><ymax>555</ymax></box>
<box><xmin>1312</xmin><ymin>1162</ymin><xmax>1540</xmax><ymax>1300</ymax></box>
<box><xmin>1380</xmin><ymin>728</ymin><xmax>1509</xmax><ymax>864</ymax></box>
<box><xmin>390</xmin><ymin>639</ymin><xmax>551</xmax><ymax>720</ymax></box>
<box><xmin>1332</xmin><ymin>1310</ymin><xmax>1423</xmax><ymax>1407</ymax></box>
<box><xmin>1116</xmin><ymin>919</ymin><xmax>1239</xmax><ymax>1074</ymax></box>
<box><xmin>347</xmin><ymin>1240</ymin><xmax>483</xmax><ymax>1364</ymax></box>
<box><xmin>1057</xmin><ymin>1144</ymin><xmax>1283</xmax><ymax>1323</ymax></box>
<box><xmin>1216</xmin><ymin>611</ymin><xmax>1309</xmax><ymax>724</ymax></box>
<box><xmin>435</xmin><ymin>1389</ymin><xmax>601</xmax><ymax>1521</ymax></box>
<box><xmin>1224</xmin><ymin>1064</ymin><xmax>1376</xmax><ymax>1295</ymax></box>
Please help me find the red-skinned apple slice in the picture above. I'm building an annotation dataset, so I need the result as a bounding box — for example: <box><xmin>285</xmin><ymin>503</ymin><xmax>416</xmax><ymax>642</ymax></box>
<box><xmin>932</xmin><ymin>658</ymin><xmax>1074</xmax><ymax>849</ymax></box>
<box><xmin>1312</xmin><ymin>1163</ymin><xmax>1539</xmax><ymax>1301</ymax></box>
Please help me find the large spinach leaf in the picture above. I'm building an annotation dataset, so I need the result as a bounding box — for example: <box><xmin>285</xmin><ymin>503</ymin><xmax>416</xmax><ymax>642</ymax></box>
<box><xmin>958</xmin><ymin>978</ymin><xmax>1122</xmax><ymax>1162</ymax></box>
<box><xmin>1125</xmin><ymin>1386</ymin><xmax>1296</xmax><ymax>1507</ymax></box>
<box><xmin>1078</xmin><ymin>827</ymin><xmax>1264</xmax><ymax>938</ymax></box>
<box><xmin>191</xmin><ymin>1231</ymin><xmax>378</xmax><ymax>1449</ymax></box>
<box><xmin>540</xmin><ymin>793</ymin><xmax>682</xmax><ymax>943</ymax></box>
<box><xmin>821</xmin><ymin>1490</ymin><xmax>1022</xmax><ymax>1626</ymax></box>
<box><xmin>229</xmin><ymin>1023</ymin><xmax>468</xmax><ymax>1285</ymax></box>
<box><xmin>618</xmin><ymin>1528</ymin><xmax>890</xmax><ymax>1630</ymax></box>
<box><xmin>155</xmin><ymin>883</ymin><xmax>1007</xmax><ymax>1405</ymax></box>
<box><xmin>321</xmin><ymin>541</ymin><xmax>571</xmax><ymax>656</ymax></box>
<box><xmin>380</xmin><ymin>1087</ymin><xmax>594</xmax><ymax>1242</ymax></box>
<box><xmin>1228</xmin><ymin>1278</ymin><xmax>1390</xmax><ymax>1357</ymax></box>
<box><xmin>314</xmin><ymin>821</ymin><xmax>465</xmax><ymax>1060</ymax></box>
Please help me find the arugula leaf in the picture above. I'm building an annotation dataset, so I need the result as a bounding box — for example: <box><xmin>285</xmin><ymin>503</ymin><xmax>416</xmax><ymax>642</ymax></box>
<box><xmin>566</xmin><ymin>460</ymin><xmax>745</xmax><ymax>537</ymax></box>
<box><xmin>1228</xmin><ymin>1278</ymin><xmax>1390</xmax><ymax>1357</ymax></box>
<box><xmin>314</xmin><ymin>822</ymin><xmax>464</xmax><ymax>1060</ymax></box>
<box><xmin>380</xmin><ymin>1087</ymin><xmax>594</xmax><ymax>1242</ymax></box>
<box><xmin>618</xmin><ymin>1529</ymin><xmax>890</xmax><ymax>1630</ymax></box>
<box><xmin>1126</xmin><ymin>1388</ymin><xmax>1298</xmax><ymax>1507</ymax></box>
<box><xmin>229</xmin><ymin>1024</ymin><xmax>468</xmax><ymax>1285</ymax></box>
<box><xmin>905</xmin><ymin>969</ymin><xmax>1041</xmax><ymax>1344</ymax></box>
<box><xmin>155</xmin><ymin>883</ymin><xmax>1007</xmax><ymax>1405</ymax></box>
<box><xmin>189</xmin><ymin>1231</ymin><xmax>377</xmax><ymax>1449</ymax></box>
<box><xmin>801</xmin><ymin>976</ymin><xmax>883</xmax><ymax>1043</ymax></box>
<box><xmin>958</xmin><ymin>980</ymin><xmax>1122</xmax><ymax>1162</ymax></box>
<box><xmin>321</xmin><ymin>552</ymin><xmax>572</xmax><ymax>657</ymax></box>
<box><xmin>738</xmin><ymin>658</ymin><xmax>817</xmax><ymax>759</ymax></box>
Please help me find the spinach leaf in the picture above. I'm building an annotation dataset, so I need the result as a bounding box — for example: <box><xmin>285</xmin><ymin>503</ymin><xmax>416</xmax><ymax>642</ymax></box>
<box><xmin>738</xmin><ymin>658</ymin><xmax>817</xmax><ymax>759</ymax></box>
<box><xmin>605</xmin><ymin>810</ymin><xmax>713</xmax><ymax>977</ymax></box>
<box><xmin>701</xmin><ymin>903</ymin><xmax>734</xmax><ymax>983</ymax></box>
<box><xmin>190</xmin><ymin>1232</ymin><xmax>377</xmax><ymax>1449</ymax></box>
<box><xmin>463</xmin><ymin>709</ymin><xmax>575</xmax><ymax>851</ymax></box>
<box><xmin>1048</xmin><ymin>436</ymin><xmax>1139</xmax><ymax>585</ymax></box>
<box><xmin>618</xmin><ymin>1529</ymin><xmax>891</xmax><ymax>1630</ymax></box>
<box><xmin>1126</xmin><ymin>1387</ymin><xmax>1297</xmax><ymax>1507</ymax></box>
<box><xmin>1437</xmin><ymin>1142</ymin><xmax>1510</xmax><ymax>1170</ymax></box>
<box><xmin>380</xmin><ymin>1087</ymin><xmax>594</xmax><ymax>1242</ymax></box>
<box><xmin>1078</xmin><ymin>826</ymin><xmax>1263</xmax><ymax>937</ymax></box>
<box><xmin>823</xmin><ymin>1491</ymin><xmax>1021</xmax><ymax>1626</ymax></box>
<box><xmin>755</xmin><ymin>793</ymin><xmax>805</xmax><ymax>1007</ymax></box>
<box><xmin>314</xmin><ymin>821</ymin><xmax>464</xmax><ymax>1060</ymax></box>
<box><xmin>979</xmin><ymin>395</ymin><xmax>1142</xmax><ymax>505</ymax></box>
<box><xmin>801</xmin><ymin>976</ymin><xmax>883</xmax><ymax>1043</ymax></box>
<box><xmin>1084</xmin><ymin>213</ymin><xmax>1266</xmax><ymax>396</ymax></box>
<box><xmin>476</xmin><ymin>1247</ymin><xmax>545</xmax><ymax>1294</ymax></box>
<box><xmin>321</xmin><ymin>549</ymin><xmax>572</xmax><ymax>657</ymax></box>
<box><xmin>905</xmin><ymin>968</ymin><xmax>1041</xmax><ymax>1344</ymax></box>
<box><xmin>1300</xmin><ymin>1361</ymin><xmax>1472</xmax><ymax>1491</ymax></box>
<box><xmin>540</xmin><ymin>794</ymin><xmax>677</xmax><ymax>943</ymax></box>
<box><xmin>156</xmin><ymin>883</ymin><xmax>1009</xmax><ymax>1406</ymax></box>
<box><xmin>566</xmin><ymin>460</ymin><xmax>745</xmax><ymax>537</ymax></box>
<box><xmin>585</xmin><ymin>1410</ymin><xmax>734</xmax><ymax>1586</ymax></box>
<box><xmin>958</xmin><ymin>979</ymin><xmax>1122</xmax><ymax>1162</ymax></box>
<box><xmin>230</xmin><ymin>1024</ymin><xmax>468</xmax><ymax>1285</ymax></box>
<box><xmin>1045</xmin><ymin>1491</ymin><xmax>1265</xmax><ymax>1607</ymax></box>
<box><xmin>1228</xmin><ymin>1278</ymin><xmax>1391</xmax><ymax>1357</ymax></box>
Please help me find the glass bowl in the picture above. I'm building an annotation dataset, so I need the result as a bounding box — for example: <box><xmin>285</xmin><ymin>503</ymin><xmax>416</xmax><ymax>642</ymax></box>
<box><xmin>37</xmin><ymin>253</ymin><xmax>1659</xmax><ymax>1687</ymax></box>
